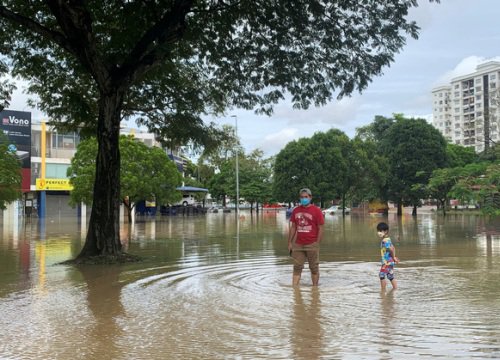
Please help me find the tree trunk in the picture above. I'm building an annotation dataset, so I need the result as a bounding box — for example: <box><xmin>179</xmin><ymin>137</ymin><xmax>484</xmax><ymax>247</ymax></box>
<box><xmin>441</xmin><ymin>199</ymin><xmax>447</xmax><ymax>216</ymax></box>
<box><xmin>397</xmin><ymin>201</ymin><xmax>403</xmax><ymax>216</ymax></box>
<box><xmin>77</xmin><ymin>90</ymin><xmax>124</xmax><ymax>259</ymax></box>
<box><xmin>412</xmin><ymin>204</ymin><xmax>417</xmax><ymax>216</ymax></box>
<box><xmin>126</xmin><ymin>204</ymin><xmax>133</xmax><ymax>223</ymax></box>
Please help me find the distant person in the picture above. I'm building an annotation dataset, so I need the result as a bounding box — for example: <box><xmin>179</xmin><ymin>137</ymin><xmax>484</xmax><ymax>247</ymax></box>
<box><xmin>288</xmin><ymin>188</ymin><xmax>324</xmax><ymax>286</ymax></box>
<box><xmin>377</xmin><ymin>222</ymin><xmax>400</xmax><ymax>291</ymax></box>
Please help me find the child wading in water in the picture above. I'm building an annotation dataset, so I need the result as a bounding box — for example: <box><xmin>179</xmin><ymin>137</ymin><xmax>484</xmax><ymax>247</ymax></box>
<box><xmin>377</xmin><ymin>222</ymin><xmax>399</xmax><ymax>290</ymax></box>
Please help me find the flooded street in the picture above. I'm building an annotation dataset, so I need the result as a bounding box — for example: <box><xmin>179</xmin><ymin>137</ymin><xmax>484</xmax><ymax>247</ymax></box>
<box><xmin>1</xmin><ymin>211</ymin><xmax>500</xmax><ymax>359</ymax></box>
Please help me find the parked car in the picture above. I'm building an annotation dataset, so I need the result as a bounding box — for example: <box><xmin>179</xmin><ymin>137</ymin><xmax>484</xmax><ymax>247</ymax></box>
<box><xmin>174</xmin><ymin>194</ymin><xmax>197</xmax><ymax>206</ymax></box>
<box><xmin>322</xmin><ymin>205</ymin><xmax>351</xmax><ymax>215</ymax></box>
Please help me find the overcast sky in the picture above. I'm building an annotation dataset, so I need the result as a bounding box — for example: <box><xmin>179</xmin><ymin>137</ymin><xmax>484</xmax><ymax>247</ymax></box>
<box><xmin>209</xmin><ymin>0</ymin><xmax>500</xmax><ymax>156</ymax></box>
<box><xmin>7</xmin><ymin>0</ymin><xmax>500</xmax><ymax>157</ymax></box>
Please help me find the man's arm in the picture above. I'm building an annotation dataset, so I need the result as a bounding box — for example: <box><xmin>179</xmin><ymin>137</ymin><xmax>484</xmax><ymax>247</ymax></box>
<box><xmin>317</xmin><ymin>224</ymin><xmax>324</xmax><ymax>243</ymax></box>
<box><xmin>316</xmin><ymin>207</ymin><xmax>325</xmax><ymax>243</ymax></box>
<box><xmin>288</xmin><ymin>222</ymin><xmax>297</xmax><ymax>251</ymax></box>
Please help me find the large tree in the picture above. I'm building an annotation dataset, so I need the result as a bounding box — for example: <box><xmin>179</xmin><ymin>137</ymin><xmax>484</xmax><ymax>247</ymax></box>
<box><xmin>382</xmin><ymin>115</ymin><xmax>447</xmax><ymax>215</ymax></box>
<box><xmin>0</xmin><ymin>1</ymin><xmax>433</xmax><ymax>260</ymax></box>
<box><xmin>236</xmin><ymin>149</ymin><xmax>273</xmax><ymax>211</ymax></box>
<box><xmin>273</xmin><ymin>129</ymin><xmax>354</xmax><ymax>211</ymax></box>
<box><xmin>273</xmin><ymin>137</ymin><xmax>314</xmax><ymax>204</ymax></box>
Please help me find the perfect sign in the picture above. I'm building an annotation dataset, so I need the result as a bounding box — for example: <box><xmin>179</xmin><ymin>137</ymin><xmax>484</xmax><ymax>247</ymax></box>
<box><xmin>36</xmin><ymin>178</ymin><xmax>73</xmax><ymax>191</ymax></box>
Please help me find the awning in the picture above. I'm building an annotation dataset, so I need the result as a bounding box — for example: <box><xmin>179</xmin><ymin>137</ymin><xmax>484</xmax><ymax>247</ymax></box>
<box><xmin>176</xmin><ymin>186</ymin><xmax>209</xmax><ymax>192</ymax></box>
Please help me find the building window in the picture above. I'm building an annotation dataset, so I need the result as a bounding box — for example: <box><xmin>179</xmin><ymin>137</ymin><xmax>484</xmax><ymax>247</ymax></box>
<box><xmin>454</xmin><ymin>91</ymin><xmax>460</xmax><ymax>97</ymax></box>
<box><xmin>51</xmin><ymin>132</ymin><xmax>80</xmax><ymax>149</ymax></box>
<box><xmin>491</xmin><ymin>82</ymin><xmax>496</xmax><ymax>88</ymax></box>
<box><xmin>491</xmin><ymin>74</ymin><xmax>497</xmax><ymax>80</ymax></box>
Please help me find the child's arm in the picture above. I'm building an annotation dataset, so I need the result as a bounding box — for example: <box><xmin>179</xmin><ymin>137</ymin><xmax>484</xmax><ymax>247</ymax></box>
<box><xmin>390</xmin><ymin>244</ymin><xmax>400</xmax><ymax>264</ymax></box>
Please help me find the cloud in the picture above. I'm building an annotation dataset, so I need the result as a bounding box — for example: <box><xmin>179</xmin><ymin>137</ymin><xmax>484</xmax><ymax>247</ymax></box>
<box><xmin>271</xmin><ymin>97</ymin><xmax>359</xmax><ymax>126</ymax></box>
<box><xmin>257</xmin><ymin>127</ymin><xmax>299</xmax><ymax>155</ymax></box>
<box><xmin>433</xmin><ymin>56</ymin><xmax>500</xmax><ymax>86</ymax></box>
<box><xmin>407</xmin><ymin>1</ymin><xmax>438</xmax><ymax>30</ymax></box>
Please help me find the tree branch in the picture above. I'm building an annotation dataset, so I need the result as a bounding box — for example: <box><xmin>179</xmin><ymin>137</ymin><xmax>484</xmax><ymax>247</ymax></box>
<box><xmin>115</xmin><ymin>0</ymin><xmax>194</xmax><ymax>86</ymax></box>
<box><xmin>44</xmin><ymin>0</ymin><xmax>111</xmax><ymax>90</ymax></box>
<box><xmin>0</xmin><ymin>3</ymin><xmax>111</xmax><ymax>90</ymax></box>
<box><xmin>0</xmin><ymin>5</ymin><xmax>72</xmax><ymax>54</ymax></box>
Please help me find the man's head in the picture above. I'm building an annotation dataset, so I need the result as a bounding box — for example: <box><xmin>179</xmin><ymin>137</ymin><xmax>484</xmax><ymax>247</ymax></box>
<box><xmin>299</xmin><ymin>188</ymin><xmax>312</xmax><ymax>206</ymax></box>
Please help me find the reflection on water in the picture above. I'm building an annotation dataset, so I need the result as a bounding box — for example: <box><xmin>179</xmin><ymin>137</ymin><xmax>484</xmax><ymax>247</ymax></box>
<box><xmin>0</xmin><ymin>211</ymin><xmax>500</xmax><ymax>359</ymax></box>
<box><xmin>292</xmin><ymin>288</ymin><xmax>323</xmax><ymax>360</ymax></box>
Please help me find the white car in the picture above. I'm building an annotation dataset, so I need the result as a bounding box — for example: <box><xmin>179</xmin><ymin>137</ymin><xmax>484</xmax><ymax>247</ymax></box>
<box><xmin>174</xmin><ymin>194</ymin><xmax>197</xmax><ymax>206</ymax></box>
<box><xmin>322</xmin><ymin>205</ymin><xmax>351</xmax><ymax>215</ymax></box>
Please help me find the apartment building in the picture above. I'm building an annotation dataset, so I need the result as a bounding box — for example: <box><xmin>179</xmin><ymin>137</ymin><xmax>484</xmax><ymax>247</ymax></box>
<box><xmin>432</xmin><ymin>61</ymin><xmax>500</xmax><ymax>152</ymax></box>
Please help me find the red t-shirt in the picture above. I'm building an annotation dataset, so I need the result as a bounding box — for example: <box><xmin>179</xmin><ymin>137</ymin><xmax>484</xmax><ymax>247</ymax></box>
<box><xmin>290</xmin><ymin>205</ymin><xmax>324</xmax><ymax>245</ymax></box>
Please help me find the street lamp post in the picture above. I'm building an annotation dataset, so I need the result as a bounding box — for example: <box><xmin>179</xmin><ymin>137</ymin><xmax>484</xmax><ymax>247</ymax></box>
<box><xmin>231</xmin><ymin>115</ymin><xmax>239</xmax><ymax>215</ymax></box>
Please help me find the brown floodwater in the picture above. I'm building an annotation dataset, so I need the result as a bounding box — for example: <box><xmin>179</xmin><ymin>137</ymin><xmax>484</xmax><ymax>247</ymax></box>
<box><xmin>1</xmin><ymin>211</ymin><xmax>499</xmax><ymax>359</ymax></box>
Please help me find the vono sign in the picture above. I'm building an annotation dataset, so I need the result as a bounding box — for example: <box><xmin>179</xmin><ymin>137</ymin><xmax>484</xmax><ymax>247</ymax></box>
<box><xmin>2</xmin><ymin>115</ymin><xmax>30</xmax><ymax>126</ymax></box>
<box><xmin>0</xmin><ymin>109</ymin><xmax>32</xmax><ymax>192</ymax></box>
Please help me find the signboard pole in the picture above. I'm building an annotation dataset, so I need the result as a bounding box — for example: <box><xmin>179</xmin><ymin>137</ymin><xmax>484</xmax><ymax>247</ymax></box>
<box><xmin>39</xmin><ymin>121</ymin><xmax>46</xmax><ymax>219</ymax></box>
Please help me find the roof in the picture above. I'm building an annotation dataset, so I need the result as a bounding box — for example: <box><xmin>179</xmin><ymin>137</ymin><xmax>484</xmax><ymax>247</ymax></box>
<box><xmin>176</xmin><ymin>186</ymin><xmax>209</xmax><ymax>192</ymax></box>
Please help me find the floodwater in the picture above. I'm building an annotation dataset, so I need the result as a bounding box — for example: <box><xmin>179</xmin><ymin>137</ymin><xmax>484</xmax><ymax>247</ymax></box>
<box><xmin>1</xmin><ymin>211</ymin><xmax>500</xmax><ymax>359</ymax></box>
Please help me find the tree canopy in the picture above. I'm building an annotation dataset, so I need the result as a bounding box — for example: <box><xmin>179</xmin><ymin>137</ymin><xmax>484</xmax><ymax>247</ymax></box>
<box><xmin>273</xmin><ymin>129</ymin><xmax>363</xmax><ymax>210</ymax></box>
<box><xmin>382</xmin><ymin>115</ymin><xmax>447</xmax><ymax>214</ymax></box>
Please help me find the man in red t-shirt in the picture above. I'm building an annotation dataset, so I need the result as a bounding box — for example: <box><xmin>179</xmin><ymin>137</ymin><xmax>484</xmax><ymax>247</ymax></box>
<box><xmin>288</xmin><ymin>188</ymin><xmax>324</xmax><ymax>286</ymax></box>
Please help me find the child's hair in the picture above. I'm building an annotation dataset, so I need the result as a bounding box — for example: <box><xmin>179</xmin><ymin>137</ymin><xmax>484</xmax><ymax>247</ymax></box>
<box><xmin>376</xmin><ymin>222</ymin><xmax>389</xmax><ymax>232</ymax></box>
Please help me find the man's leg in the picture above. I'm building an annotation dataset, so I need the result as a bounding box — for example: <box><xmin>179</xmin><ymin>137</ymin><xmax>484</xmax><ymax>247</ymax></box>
<box><xmin>311</xmin><ymin>272</ymin><xmax>319</xmax><ymax>286</ymax></box>
<box><xmin>293</xmin><ymin>273</ymin><xmax>301</xmax><ymax>286</ymax></box>
<box><xmin>307</xmin><ymin>247</ymin><xmax>320</xmax><ymax>286</ymax></box>
<box><xmin>292</xmin><ymin>249</ymin><xmax>306</xmax><ymax>286</ymax></box>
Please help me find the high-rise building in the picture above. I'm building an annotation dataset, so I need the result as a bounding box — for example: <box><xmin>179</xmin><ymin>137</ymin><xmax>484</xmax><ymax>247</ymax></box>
<box><xmin>432</xmin><ymin>61</ymin><xmax>500</xmax><ymax>153</ymax></box>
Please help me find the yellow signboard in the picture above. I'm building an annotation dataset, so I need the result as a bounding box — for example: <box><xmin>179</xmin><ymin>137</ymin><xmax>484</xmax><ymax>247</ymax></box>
<box><xmin>36</xmin><ymin>178</ymin><xmax>73</xmax><ymax>191</ymax></box>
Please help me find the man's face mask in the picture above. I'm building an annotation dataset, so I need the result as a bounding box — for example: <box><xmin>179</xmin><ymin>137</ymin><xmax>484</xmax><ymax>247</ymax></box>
<box><xmin>300</xmin><ymin>197</ymin><xmax>311</xmax><ymax>206</ymax></box>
